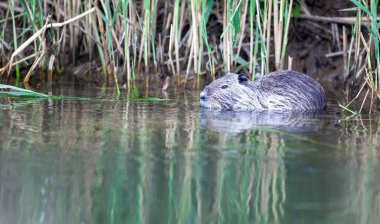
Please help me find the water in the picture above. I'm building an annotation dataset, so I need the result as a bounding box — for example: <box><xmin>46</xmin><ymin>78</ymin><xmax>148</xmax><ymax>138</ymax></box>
<box><xmin>0</xmin><ymin>83</ymin><xmax>379</xmax><ymax>224</ymax></box>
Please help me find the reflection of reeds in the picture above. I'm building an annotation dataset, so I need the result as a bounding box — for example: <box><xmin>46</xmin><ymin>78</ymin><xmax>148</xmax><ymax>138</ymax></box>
<box><xmin>335</xmin><ymin>114</ymin><xmax>380</xmax><ymax>223</ymax></box>
<box><xmin>1</xmin><ymin>93</ymin><xmax>380</xmax><ymax>222</ymax></box>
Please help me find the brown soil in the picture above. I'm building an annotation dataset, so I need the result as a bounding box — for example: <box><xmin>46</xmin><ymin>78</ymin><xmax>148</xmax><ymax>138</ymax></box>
<box><xmin>284</xmin><ymin>0</ymin><xmax>380</xmax><ymax>111</ymax></box>
<box><xmin>286</xmin><ymin>0</ymin><xmax>358</xmax><ymax>96</ymax></box>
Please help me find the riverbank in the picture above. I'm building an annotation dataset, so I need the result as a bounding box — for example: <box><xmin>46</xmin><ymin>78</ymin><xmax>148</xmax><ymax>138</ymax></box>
<box><xmin>0</xmin><ymin>0</ymin><xmax>379</xmax><ymax>112</ymax></box>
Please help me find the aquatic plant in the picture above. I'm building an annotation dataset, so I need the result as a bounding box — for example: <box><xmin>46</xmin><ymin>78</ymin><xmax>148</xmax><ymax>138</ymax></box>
<box><xmin>0</xmin><ymin>84</ymin><xmax>49</xmax><ymax>98</ymax></box>
<box><xmin>0</xmin><ymin>84</ymin><xmax>170</xmax><ymax>104</ymax></box>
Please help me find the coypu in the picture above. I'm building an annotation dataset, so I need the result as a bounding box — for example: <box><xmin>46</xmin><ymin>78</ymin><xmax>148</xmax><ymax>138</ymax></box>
<box><xmin>200</xmin><ymin>70</ymin><xmax>326</xmax><ymax>111</ymax></box>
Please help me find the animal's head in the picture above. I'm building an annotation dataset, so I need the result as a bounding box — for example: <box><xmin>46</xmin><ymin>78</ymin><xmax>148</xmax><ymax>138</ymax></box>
<box><xmin>200</xmin><ymin>72</ymin><xmax>256</xmax><ymax>110</ymax></box>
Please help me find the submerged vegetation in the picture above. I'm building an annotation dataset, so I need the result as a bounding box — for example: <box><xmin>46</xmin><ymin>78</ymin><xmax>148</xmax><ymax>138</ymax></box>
<box><xmin>0</xmin><ymin>0</ymin><xmax>379</xmax><ymax>112</ymax></box>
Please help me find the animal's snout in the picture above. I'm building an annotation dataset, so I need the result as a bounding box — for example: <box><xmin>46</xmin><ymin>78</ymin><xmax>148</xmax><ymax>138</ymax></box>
<box><xmin>200</xmin><ymin>91</ymin><xmax>207</xmax><ymax>101</ymax></box>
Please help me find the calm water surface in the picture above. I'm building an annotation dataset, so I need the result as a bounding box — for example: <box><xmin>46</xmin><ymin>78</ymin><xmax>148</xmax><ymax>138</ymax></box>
<box><xmin>0</xmin><ymin>83</ymin><xmax>379</xmax><ymax>224</ymax></box>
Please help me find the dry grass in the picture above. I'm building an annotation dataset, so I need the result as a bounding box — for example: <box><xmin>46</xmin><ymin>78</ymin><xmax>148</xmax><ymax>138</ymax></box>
<box><xmin>0</xmin><ymin>0</ymin><xmax>294</xmax><ymax>86</ymax></box>
<box><xmin>340</xmin><ymin>0</ymin><xmax>380</xmax><ymax>113</ymax></box>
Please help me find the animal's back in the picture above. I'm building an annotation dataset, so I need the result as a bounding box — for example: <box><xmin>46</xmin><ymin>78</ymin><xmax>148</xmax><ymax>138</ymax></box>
<box><xmin>256</xmin><ymin>70</ymin><xmax>326</xmax><ymax>110</ymax></box>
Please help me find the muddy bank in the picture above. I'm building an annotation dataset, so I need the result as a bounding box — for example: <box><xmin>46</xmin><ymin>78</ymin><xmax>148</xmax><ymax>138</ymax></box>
<box><xmin>70</xmin><ymin>1</ymin><xmax>361</xmax><ymax>88</ymax></box>
<box><xmin>286</xmin><ymin>1</ymin><xmax>359</xmax><ymax>95</ymax></box>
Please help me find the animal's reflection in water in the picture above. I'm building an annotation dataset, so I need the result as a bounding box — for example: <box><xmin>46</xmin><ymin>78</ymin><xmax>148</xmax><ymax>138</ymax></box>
<box><xmin>200</xmin><ymin>110</ymin><xmax>324</xmax><ymax>134</ymax></box>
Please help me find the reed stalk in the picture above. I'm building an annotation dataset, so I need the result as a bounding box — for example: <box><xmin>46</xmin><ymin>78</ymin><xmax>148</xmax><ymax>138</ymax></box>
<box><xmin>168</xmin><ymin>0</ymin><xmax>181</xmax><ymax>85</ymax></box>
<box><xmin>190</xmin><ymin>0</ymin><xmax>200</xmax><ymax>74</ymax></box>
<box><xmin>10</xmin><ymin>0</ymin><xmax>20</xmax><ymax>81</ymax></box>
<box><xmin>1</xmin><ymin>0</ymin><xmax>295</xmax><ymax>89</ymax></box>
<box><xmin>122</xmin><ymin>0</ymin><xmax>132</xmax><ymax>87</ymax></box>
<box><xmin>342</xmin><ymin>0</ymin><xmax>380</xmax><ymax>113</ymax></box>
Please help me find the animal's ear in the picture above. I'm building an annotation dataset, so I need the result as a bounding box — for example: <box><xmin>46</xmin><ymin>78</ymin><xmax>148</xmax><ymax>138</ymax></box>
<box><xmin>238</xmin><ymin>73</ymin><xmax>249</xmax><ymax>84</ymax></box>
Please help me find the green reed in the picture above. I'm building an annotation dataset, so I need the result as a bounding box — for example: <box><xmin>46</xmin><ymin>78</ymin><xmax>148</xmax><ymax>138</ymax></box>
<box><xmin>10</xmin><ymin>0</ymin><xmax>20</xmax><ymax>81</ymax></box>
<box><xmin>1</xmin><ymin>0</ymin><xmax>295</xmax><ymax>86</ymax></box>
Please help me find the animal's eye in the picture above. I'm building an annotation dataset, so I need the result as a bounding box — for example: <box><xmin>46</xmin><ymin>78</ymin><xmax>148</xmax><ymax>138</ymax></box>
<box><xmin>238</xmin><ymin>73</ymin><xmax>249</xmax><ymax>83</ymax></box>
<box><xmin>221</xmin><ymin>85</ymin><xmax>229</xmax><ymax>89</ymax></box>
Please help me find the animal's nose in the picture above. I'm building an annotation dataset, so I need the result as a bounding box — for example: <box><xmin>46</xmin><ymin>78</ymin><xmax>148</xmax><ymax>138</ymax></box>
<box><xmin>200</xmin><ymin>91</ymin><xmax>207</xmax><ymax>101</ymax></box>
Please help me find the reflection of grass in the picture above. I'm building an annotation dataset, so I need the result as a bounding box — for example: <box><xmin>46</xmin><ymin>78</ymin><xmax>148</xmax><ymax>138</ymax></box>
<box><xmin>0</xmin><ymin>98</ymin><xmax>46</xmax><ymax>109</ymax></box>
<box><xmin>1</xmin><ymin>96</ymin><xmax>380</xmax><ymax>223</ymax></box>
<box><xmin>244</xmin><ymin>127</ymin><xmax>340</xmax><ymax>150</ymax></box>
